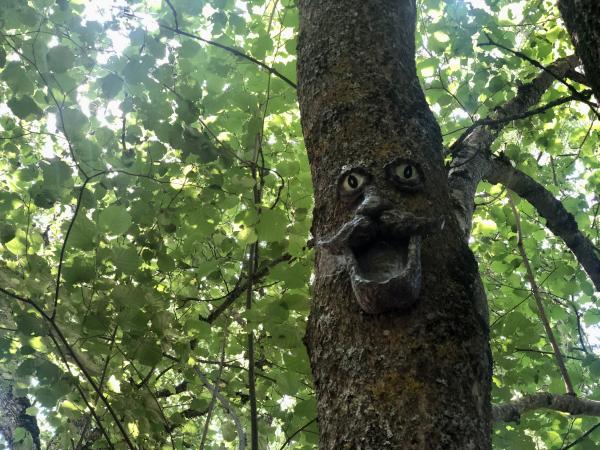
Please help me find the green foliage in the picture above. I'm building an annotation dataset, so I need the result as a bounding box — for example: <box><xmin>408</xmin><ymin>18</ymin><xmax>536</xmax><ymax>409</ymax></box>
<box><xmin>0</xmin><ymin>0</ymin><xmax>597</xmax><ymax>449</ymax></box>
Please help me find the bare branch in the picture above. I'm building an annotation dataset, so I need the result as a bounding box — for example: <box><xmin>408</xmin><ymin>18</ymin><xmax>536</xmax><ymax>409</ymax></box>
<box><xmin>486</xmin><ymin>156</ymin><xmax>600</xmax><ymax>291</ymax></box>
<box><xmin>492</xmin><ymin>393</ymin><xmax>600</xmax><ymax>423</ymax></box>
<box><xmin>164</xmin><ymin>0</ymin><xmax>179</xmax><ymax>30</ymax></box>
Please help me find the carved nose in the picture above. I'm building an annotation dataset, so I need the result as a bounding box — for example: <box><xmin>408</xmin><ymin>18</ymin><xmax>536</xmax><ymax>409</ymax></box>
<box><xmin>356</xmin><ymin>189</ymin><xmax>392</xmax><ymax>219</ymax></box>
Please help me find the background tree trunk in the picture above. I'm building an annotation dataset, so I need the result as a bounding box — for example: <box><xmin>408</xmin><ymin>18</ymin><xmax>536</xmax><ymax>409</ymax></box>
<box><xmin>297</xmin><ymin>1</ymin><xmax>492</xmax><ymax>448</ymax></box>
<box><xmin>0</xmin><ymin>381</ymin><xmax>41</xmax><ymax>450</ymax></box>
<box><xmin>558</xmin><ymin>0</ymin><xmax>600</xmax><ymax>100</ymax></box>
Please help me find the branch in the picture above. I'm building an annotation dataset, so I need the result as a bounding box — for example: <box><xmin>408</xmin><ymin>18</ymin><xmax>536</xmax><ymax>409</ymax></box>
<box><xmin>164</xmin><ymin>0</ymin><xmax>179</xmax><ymax>30</ymax></box>
<box><xmin>156</xmin><ymin>381</ymin><xmax>189</xmax><ymax>398</ymax></box>
<box><xmin>52</xmin><ymin>171</ymin><xmax>106</xmax><ymax>319</ymax></box>
<box><xmin>564</xmin><ymin>69</ymin><xmax>592</xmax><ymax>88</ymax></box>
<box><xmin>193</xmin><ymin>366</ymin><xmax>245</xmax><ymax>450</ymax></box>
<box><xmin>480</xmin><ymin>36</ymin><xmax>582</xmax><ymax>98</ymax></box>
<box><xmin>200</xmin><ymin>333</ymin><xmax>227</xmax><ymax>450</ymax></box>
<box><xmin>447</xmin><ymin>54</ymin><xmax>581</xmax><ymax>237</ymax></box>
<box><xmin>492</xmin><ymin>393</ymin><xmax>600</xmax><ymax>423</ymax></box>
<box><xmin>561</xmin><ymin>421</ymin><xmax>600</xmax><ymax>449</ymax></box>
<box><xmin>485</xmin><ymin>156</ymin><xmax>600</xmax><ymax>291</ymax></box>
<box><xmin>279</xmin><ymin>418</ymin><xmax>317</xmax><ymax>450</ymax></box>
<box><xmin>158</xmin><ymin>24</ymin><xmax>297</xmax><ymax>90</ymax></box>
<box><xmin>0</xmin><ymin>287</ymin><xmax>134</xmax><ymax>448</ymax></box>
<box><xmin>203</xmin><ymin>253</ymin><xmax>293</xmax><ymax>323</ymax></box>
<box><xmin>245</xmin><ymin>243</ymin><xmax>260</xmax><ymax>450</ymax></box>
<box><xmin>449</xmin><ymin>90</ymin><xmax>591</xmax><ymax>154</ymax></box>
<box><xmin>508</xmin><ymin>194</ymin><xmax>575</xmax><ymax>395</ymax></box>
<box><xmin>480</xmin><ymin>34</ymin><xmax>598</xmax><ymax>117</ymax></box>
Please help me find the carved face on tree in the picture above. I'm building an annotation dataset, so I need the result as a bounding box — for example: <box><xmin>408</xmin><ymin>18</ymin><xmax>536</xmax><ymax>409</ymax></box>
<box><xmin>320</xmin><ymin>155</ymin><xmax>443</xmax><ymax>314</ymax></box>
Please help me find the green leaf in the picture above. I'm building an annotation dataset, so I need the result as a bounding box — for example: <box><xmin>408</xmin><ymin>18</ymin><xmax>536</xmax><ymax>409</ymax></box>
<box><xmin>100</xmin><ymin>73</ymin><xmax>124</xmax><ymax>98</ymax></box>
<box><xmin>68</xmin><ymin>214</ymin><xmax>97</xmax><ymax>250</ymax></box>
<box><xmin>63</xmin><ymin>256</ymin><xmax>95</xmax><ymax>283</ymax></box>
<box><xmin>0</xmin><ymin>222</ymin><xmax>16</xmax><ymax>243</ymax></box>
<box><xmin>0</xmin><ymin>62</ymin><xmax>34</xmax><ymax>93</ymax></box>
<box><xmin>12</xmin><ymin>427</ymin><xmax>26</xmax><ymax>442</ymax></box>
<box><xmin>59</xmin><ymin>108</ymin><xmax>90</xmax><ymax>140</ymax></box>
<box><xmin>46</xmin><ymin>46</ymin><xmax>75</xmax><ymax>73</ymax></box>
<box><xmin>222</xmin><ymin>422</ymin><xmax>237</xmax><ymax>442</ymax></box>
<box><xmin>98</xmin><ymin>205</ymin><xmax>132</xmax><ymax>235</ymax></box>
<box><xmin>157</xmin><ymin>253</ymin><xmax>175</xmax><ymax>272</ymax></box>
<box><xmin>136</xmin><ymin>342</ymin><xmax>162</xmax><ymax>366</ymax></box>
<box><xmin>7</xmin><ymin>96</ymin><xmax>43</xmax><ymax>120</ymax></box>
<box><xmin>112</xmin><ymin>246</ymin><xmax>141</xmax><ymax>274</ymax></box>
<box><xmin>42</xmin><ymin>158</ymin><xmax>72</xmax><ymax>189</ymax></box>
<box><xmin>123</xmin><ymin>59</ymin><xmax>149</xmax><ymax>84</ymax></box>
<box><xmin>256</xmin><ymin>209</ymin><xmax>288</xmax><ymax>242</ymax></box>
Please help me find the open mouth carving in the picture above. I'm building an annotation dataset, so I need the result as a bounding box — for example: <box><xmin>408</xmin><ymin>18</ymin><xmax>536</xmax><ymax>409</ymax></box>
<box><xmin>321</xmin><ymin>211</ymin><xmax>442</xmax><ymax>314</ymax></box>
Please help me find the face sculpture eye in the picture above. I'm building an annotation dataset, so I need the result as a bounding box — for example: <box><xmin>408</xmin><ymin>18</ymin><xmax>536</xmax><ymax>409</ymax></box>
<box><xmin>388</xmin><ymin>160</ymin><xmax>424</xmax><ymax>191</ymax></box>
<box><xmin>340</xmin><ymin>172</ymin><xmax>367</xmax><ymax>194</ymax></box>
<box><xmin>396</xmin><ymin>163</ymin><xmax>417</xmax><ymax>180</ymax></box>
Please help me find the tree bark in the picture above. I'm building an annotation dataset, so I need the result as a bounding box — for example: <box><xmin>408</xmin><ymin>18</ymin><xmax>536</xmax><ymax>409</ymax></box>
<box><xmin>297</xmin><ymin>1</ymin><xmax>491</xmax><ymax>448</ymax></box>
<box><xmin>0</xmin><ymin>381</ymin><xmax>41</xmax><ymax>450</ymax></box>
<box><xmin>558</xmin><ymin>0</ymin><xmax>600</xmax><ymax>100</ymax></box>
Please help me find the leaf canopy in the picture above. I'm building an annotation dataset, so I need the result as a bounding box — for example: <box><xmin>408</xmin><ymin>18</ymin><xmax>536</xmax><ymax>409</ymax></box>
<box><xmin>0</xmin><ymin>0</ymin><xmax>598</xmax><ymax>449</ymax></box>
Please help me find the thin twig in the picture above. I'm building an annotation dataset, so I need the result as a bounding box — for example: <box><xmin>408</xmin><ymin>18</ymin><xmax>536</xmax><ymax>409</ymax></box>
<box><xmin>561</xmin><ymin>421</ymin><xmax>600</xmax><ymax>449</ymax></box>
<box><xmin>199</xmin><ymin>332</ymin><xmax>228</xmax><ymax>449</ymax></box>
<box><xmin>508</xmin><ymin>194</ymin><xmax>575</xmax><ymax>395</ymax></box>
<box><xmin>194</xmin><ymin>367</ymin><xmax>246</xmax><ymax>450</ymax></box>
<box><xmin>481</xmin><ymin>35</ymin><xmax>599</xmax><ymax>118</ymax></box>
<box><xmin>159</xmin><ymin>24</ymin><xmax>297</xmax><ymax>90</ymax></box>
<box><xmin>278</xmin><ymin>418</ymin><xmax>317</xmax><ymax>450</ymax></box>
<box><xmin>51</xmin><ymin>171</ymin><xmax>106</xmax><ymax>320</ymax></box>
<box><xmin>164</xmin><ymin>0</ymin><xmax>179</xmax><ymax>30</ymax></box>
<box><xmin>449</xmin><ymin>91</ymin><xmax>591</xmax><ymax>154</ymax></box>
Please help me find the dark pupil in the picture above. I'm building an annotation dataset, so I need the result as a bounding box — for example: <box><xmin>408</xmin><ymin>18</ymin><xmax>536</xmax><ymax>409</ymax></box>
<box><xmin>347</xmin><ymin>174</ymin><xmax>358</xmax><ymax>189</ymax></box>
<box><xmin>403</xmin><ymin>166</ymin><xmax>413</xmax><ymax>178</ymax></box>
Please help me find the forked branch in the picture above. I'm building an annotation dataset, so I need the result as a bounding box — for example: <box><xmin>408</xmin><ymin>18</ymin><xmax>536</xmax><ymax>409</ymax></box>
<box><xmin>448</xmin><ymin>54</ymin><xmax>581</xmax><ymax>237</ymax></box>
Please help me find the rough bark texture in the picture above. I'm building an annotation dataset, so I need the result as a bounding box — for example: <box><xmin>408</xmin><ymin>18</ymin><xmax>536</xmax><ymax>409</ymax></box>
<box><xmin>558</xmin><ymin>0</ymin><xmax>600</xmax><ymax>101</ymax></box>
<box><xmin>0</xmin><ymin>381</ymin><xmax>41</xmax><ymax>450</ymax></box>
<box><xmin>297</xmin><ymin>1</ymin><xmax>491</xmax><ymax>448</ymax></box>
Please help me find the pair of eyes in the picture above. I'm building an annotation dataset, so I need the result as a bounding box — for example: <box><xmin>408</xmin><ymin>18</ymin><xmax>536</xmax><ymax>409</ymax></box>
<box><xmin>339</xmin><ymin>162</ymin><xmax>423</xmax><ymax>195</ymax></box>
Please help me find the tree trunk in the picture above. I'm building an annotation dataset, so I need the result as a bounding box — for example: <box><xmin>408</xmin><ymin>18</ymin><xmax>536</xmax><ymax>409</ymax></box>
<box><xmin>558</xmin><ymin>0</ymin><xmax>600</xmax><ymax>100</ymax></box>
<box><xmin>0</xmin><ymin>381</ymin><xmax>41</xmax><ymax>450</ymax></box>
<box><xmin>296</xmin><ymin>1</ymin><xmax>492</xmax><ymax>448</ymax></box>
